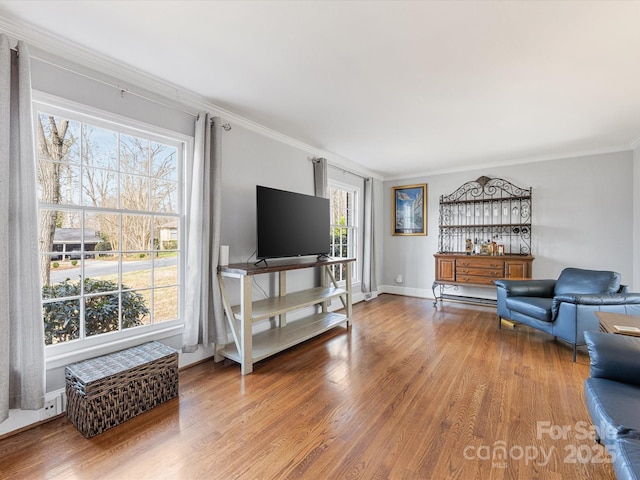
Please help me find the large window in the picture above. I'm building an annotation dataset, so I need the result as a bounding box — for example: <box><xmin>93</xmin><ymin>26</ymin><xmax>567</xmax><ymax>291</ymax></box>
<box><xmin>35</xmin><ymin>101</ymin><xmax>184</xmax><ymax>346</ymax></box>
<box><xmin>328</xmin><ymin>182</ymin><xmax>358</xmax><ymax>283</ymax></box>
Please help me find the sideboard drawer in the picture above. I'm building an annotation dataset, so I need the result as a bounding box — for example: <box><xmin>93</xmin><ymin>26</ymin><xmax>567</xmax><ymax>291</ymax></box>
<box><xmin>457</xmin><ymin>267</ymin><xmax>503</xmax><ymax>277</ymax></box>
<box><xmin>456</xmin><ymin>275</ymin><xmax>499</xmax><ymax>286</ymax></box>
<box><xmin>456</xmin><ymin>258</ymin><xmax>503</xmax><ymax>269</ymax></box>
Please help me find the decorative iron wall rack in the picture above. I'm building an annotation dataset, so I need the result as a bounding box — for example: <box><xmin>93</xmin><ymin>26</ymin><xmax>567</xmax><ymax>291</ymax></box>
<box><xmin>438</xmin><ymin>176</ymin><xmax>532</xmax><ymax>255</ymax></box>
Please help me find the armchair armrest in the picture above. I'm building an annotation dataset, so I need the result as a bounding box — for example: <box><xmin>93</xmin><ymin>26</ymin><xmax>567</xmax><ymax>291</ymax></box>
<box><xmin>553</xmin><ymin>293</ymin><xmax>640</xmax><ymax>306</ymax></box>
<box><xmin>584</xmin><ymin>331</ymin><xmax>640</xmax><ymax>386</ymax></box>
<box><xmin>552</xmin><ymin>293</ymin><xmax>640</xmax><ymax>320</ymax></box>
<box><xmin>494</xmin><ymin>279</ymin><xmax>556</xmax><ymax>298</ymax></box>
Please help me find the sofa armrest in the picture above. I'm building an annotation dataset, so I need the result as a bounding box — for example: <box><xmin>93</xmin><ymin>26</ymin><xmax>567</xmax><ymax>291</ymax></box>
<box><xmin>494</xmin><ymin>279</ymin><xmax>556</xmax><ymax>297</ymax></box>
<box><xmin>584</xmin><ymin>331</ymin><xmax>640</xmax><ymax>386</ymax></box>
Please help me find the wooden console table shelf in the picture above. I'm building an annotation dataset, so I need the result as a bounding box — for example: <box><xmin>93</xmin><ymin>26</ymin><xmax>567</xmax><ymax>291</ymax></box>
<box><xmin>218</xmin><ymin>257</ymin><xmax>354</xmax><ymax>374</ymax></box>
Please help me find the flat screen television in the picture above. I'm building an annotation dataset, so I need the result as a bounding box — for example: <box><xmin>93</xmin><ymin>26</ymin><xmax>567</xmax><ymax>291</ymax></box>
<box><xmin>256</xmin><ymin>185</ymin><xmax>330</xmax><ymax>261</ymax></box>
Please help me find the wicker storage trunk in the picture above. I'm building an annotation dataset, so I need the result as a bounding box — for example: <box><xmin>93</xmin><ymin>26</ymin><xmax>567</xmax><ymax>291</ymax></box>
<box><xmin>65</xmin><ymin>341</ymin><xmax>178</xmax><ymax>438</ymax></box>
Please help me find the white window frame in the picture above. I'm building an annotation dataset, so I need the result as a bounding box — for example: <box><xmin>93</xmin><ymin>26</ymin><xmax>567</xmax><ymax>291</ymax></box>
<box><xmin>33</xmin><ymin>92</ymin><xmax>191</xmax><ymax>367</ymax></box>
<box><xmin>328</xmin><ymin>180</ymin><xmax>359</xmax><ymax>285</ymax></box>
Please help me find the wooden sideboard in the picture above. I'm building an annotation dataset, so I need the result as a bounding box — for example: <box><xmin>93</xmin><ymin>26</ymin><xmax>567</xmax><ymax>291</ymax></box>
<box><xmin>433</xmin><ymin>253</ymin><xmax>534</xmax><ymax>306</ymax></box>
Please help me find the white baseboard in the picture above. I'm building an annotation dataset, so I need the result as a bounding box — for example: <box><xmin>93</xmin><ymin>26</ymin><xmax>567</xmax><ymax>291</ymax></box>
<box><xmin>379</xmin><ymin>284</ymin><xmax>434</xmax><ymax>299</ymax></box>
<box><xmin>0</xmin><ymin>387</ymin><xmax>67</xmax><ymax>437</ymax></box>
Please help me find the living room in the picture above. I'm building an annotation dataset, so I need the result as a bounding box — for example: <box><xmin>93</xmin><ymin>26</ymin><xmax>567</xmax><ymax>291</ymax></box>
<box><xmin>1</xmin><ymin>1</ymin><xmax>640</xmax><ymax>479</ymax></box>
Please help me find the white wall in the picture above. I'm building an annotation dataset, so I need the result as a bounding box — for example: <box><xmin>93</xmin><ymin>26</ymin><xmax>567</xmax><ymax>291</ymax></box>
<box><xmin>382</xmin><ymin>151</ymin><xmax>635</xmax><ymax>298</ymax></box>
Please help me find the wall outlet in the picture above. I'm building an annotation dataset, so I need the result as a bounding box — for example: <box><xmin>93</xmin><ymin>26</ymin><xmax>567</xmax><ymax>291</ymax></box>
<box><xmin>41</xmin><ymin>392</ymin><xmax>62</xmax><ymax>420</ymax></box>
<box><xmin>395</xmin><ymin>274</ymin><xmax>403</xmax><ymax>284</ymax></box>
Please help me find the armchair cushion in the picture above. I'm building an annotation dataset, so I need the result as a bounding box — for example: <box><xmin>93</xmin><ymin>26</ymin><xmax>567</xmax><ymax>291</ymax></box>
<box><xmin>505</xmin><ymin>296</ymin><xmax>553</xmax><ymax>322</ymax></box>
<box><xmin>585</xmin><ymin>331</ymin><xmax>640</xmax><ymax>386</ymax></box>
<box><xmin>554</xmin><ymin>267</ymin><xmax>621</xmax><ymax>296</ymax></box>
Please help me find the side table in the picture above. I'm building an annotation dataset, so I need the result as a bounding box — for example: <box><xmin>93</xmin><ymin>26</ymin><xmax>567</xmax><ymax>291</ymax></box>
<box><xmin>596</xmin><ymin>311</ymin><xmax>640</xmax><ymax>337</ymax></box>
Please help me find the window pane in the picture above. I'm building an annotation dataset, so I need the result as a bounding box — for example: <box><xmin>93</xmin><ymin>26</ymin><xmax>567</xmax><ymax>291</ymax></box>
<box><xmin>82</xmin><ymin>166</ymin><xmax>118</xmax><ymax>208</ymax></box>
<box><xmin>82</xmin><ymin>125</ymin><xmax>117</xmax><ymax>170</ymax></box>
<box><xmin>151</xmin><ymin>179</ymin><xmax>178</xmax><ymax>213</ymax></box>
<box><xmin>154</xmin><ymin>255</ymin><xmax>178</xmax><ymax>287</ymax></box>
<box><xmin>121</xmin><ymin>174</ymin><xmax>150</xmax><ymax>211</ymax></box>
<box><xmin>155</xmin><ymin>217</ymin><xmax>178</xmax><ymax>251</ymax></box>
<box><xmin>38</xmin><ymin>161</ymin><xmax>82</xmax><ymax>206</ymax></box>
<box><xmin>120</xmin><ymin>135</ymin><xmax>149</xmax><ymax>175</ymax></box>
<box><xmin>122</xmin><ymin>214</ymin><xmax>152</xmax><ymax>252</ymax></box>
<box><xmin>37</xmin><ymin>114</ymin><xmax>80</xmax><ymax>165</ymax></box>
<box><xmin>122</xmin><ymin>262</ymin><xmax>152</xmax><ymax>291</ymax></box>
<box><xmin>86</xmin><ymin>262</ymin><xmax>120</xmax><ymax>290</ymax></box>
<box><xmin>154</xmin><ymin>286</ymin><xmax>178</xmax><ymax>323</ymax></box>
<box><xmin>43</xmin><ymin>298</ymin><xmax>80</xmax><ymax>345</ymax></box>
<box><xmin>122</xmin><ymin>290</ymin><xmax>150</xmax><ymax>329</ymax></box>
<box><xmin>85</xmin><ymin>212</ymin><xmax>118</xmax><ymax>255</ymax></box>
<box><xmin>85</xmin><ymin>293</ymin><xmax>120</xmax><ymax>336</ymax></box>
<box><xmin>151</xmin><ymin>142</ymin><xmax>177</xmax><ymax>181</ymax></box>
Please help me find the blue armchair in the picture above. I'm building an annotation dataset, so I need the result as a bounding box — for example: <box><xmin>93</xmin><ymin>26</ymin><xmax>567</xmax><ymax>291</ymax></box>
<box><xmin>494</xmin><ymin>268</ymin><xmax>640</xmax><ymax>360</ymax></box>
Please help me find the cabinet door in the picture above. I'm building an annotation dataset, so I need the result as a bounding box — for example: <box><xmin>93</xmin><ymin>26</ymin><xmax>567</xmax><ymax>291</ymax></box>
<box><xmin>505</xmin><ymin>260</ymin><xmax>531</xmax><ymax>279</ymax></box>
<box><xmin>436</xmin><ymin>258</ymin><xmax>456</xmax><ymax>282</ymax></box>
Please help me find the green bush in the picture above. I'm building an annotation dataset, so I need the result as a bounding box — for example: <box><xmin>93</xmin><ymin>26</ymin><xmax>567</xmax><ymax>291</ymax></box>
<box><xmin>162</xmin><ymin>240</ymin><xmax>178</xmax><ymax>250</ymax></box>
<box><xmin>71</xmin><ymin>260</ymin><xmax>78</xmax><ymax>266</ymax></box>
<box><xmin>42</xmin><ymin>278</ymin><xmax>149</xmax><ymax>345</ymax></box>
<box><xmin>52</xmin><ymin>262</ymin><xmax>59</xmax><ymax>268</ymax></box>
<box><xmin>94</xmin><ymin>241</ymin><xmax>113</xmax><ymax>257</ymax></box>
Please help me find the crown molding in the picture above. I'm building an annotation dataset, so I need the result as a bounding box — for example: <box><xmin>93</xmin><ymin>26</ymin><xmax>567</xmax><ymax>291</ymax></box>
<box><xmin>0</xmin><ymin>15</ymin><xmax>383</xmax><ymax>181</ymax></box>
<box><xmin>384</xmin><ymin>145</ymin><xmax>633</xmax><ymax>182</ymax></box>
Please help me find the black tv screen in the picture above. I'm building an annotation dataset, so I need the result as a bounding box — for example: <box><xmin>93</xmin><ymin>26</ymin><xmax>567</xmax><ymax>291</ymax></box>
<box><xmin>256</xmin><ymin>185</ymin><xmax>330</xmax><ymax>260</ymax></box>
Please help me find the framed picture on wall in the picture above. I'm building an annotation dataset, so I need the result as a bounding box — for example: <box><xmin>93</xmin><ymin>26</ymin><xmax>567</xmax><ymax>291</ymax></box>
<box><xmin>392</xmin><ymin>184</ymin><xmax>427</xmax><ymax>236</ymax></box>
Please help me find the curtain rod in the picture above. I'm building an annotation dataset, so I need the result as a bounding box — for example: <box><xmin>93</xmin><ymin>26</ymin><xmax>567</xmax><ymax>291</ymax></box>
<box><xmin>3</xmin><ymin>32</ymin><xmax>234</xmax><ymax>130</ymax></box>
<box><xmin>328</xmin><ymin>162</ymin><xmax>368</xmax><ymax>180</ymax></box>
<box><xmin>0</xmin><ymin>33</ymin><xmax>188</xmax><ymax>116</ymax></box>
<box><xmin>30</xmin><ymin>54</ymin><xmax>199</xmax><ymax>119</ymax></box>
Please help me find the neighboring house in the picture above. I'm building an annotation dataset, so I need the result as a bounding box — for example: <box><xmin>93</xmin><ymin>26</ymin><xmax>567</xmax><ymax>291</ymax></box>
<box><xmin>158</xmin><ymin>221</ymin><xmax>178</xmax><ymax>249</ymax></box>
<box><xmin>52</xmin><ymin>228</ymin><xmax>102</xmax><ymax>260</ymax></box>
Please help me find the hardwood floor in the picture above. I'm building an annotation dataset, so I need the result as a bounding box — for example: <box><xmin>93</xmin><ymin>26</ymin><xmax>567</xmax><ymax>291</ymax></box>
<box><xmin>0</xmin><ymin>294</ymin><xmax>614</xmax><ymax>479</ymax></box>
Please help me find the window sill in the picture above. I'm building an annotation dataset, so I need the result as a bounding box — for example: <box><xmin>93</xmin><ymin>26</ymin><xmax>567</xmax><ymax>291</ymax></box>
<box><xmin>45</xmin><ymin>321</ymin><xmax>183</xmax><ymax>370</ymax></box>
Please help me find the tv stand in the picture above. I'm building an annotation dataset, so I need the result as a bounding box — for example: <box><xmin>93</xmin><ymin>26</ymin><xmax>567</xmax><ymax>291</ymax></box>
<box><xmin>217</xmin><ymin>257</ymin><xmax>354</xmax><ymax>374</ymax></box>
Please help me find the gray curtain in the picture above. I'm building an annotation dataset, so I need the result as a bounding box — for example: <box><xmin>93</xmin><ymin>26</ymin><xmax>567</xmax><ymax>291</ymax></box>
<box><xmin>0</xmin><ymin>34</ymin><xmax>45</xmax><ymax>423</ymax></box>
<box><xmin>183</xmin><ymin>113</ymin><xmax>226</xmax><ymax>352</ymax></box>
<box><xmin>362</xmin><ymin>177</ymin><xmax>377</xmax><ymax>296</ymax></box>
<box><xmin>312</xmin><ymin>157</ymin><xmax>328</xmax><ymax>198</ymax></box>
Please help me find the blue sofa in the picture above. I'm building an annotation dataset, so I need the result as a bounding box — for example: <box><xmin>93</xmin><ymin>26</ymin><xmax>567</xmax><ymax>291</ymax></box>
<box><xmin>584</xmin><ymin>331</ymin><xmax>640</xmax><ymax>479</ymax></box>
<box><xmin>495</xmin><ymin>267</ymin><xmax>640</xmax><ymax>360</ymax></box>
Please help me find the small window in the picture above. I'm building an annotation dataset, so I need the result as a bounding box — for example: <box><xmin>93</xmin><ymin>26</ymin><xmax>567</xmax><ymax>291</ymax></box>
<box><xmin>328</xmin><ymin>183</ymin><xmax>358</xmax><ymax>284</ymax></box>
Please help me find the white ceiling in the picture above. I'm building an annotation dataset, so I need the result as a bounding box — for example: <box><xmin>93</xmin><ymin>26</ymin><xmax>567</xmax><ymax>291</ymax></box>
<box><xmin>1</xmin><ymin>0</ymin><xmax>640</xmax><ymax>179</ymax></box>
